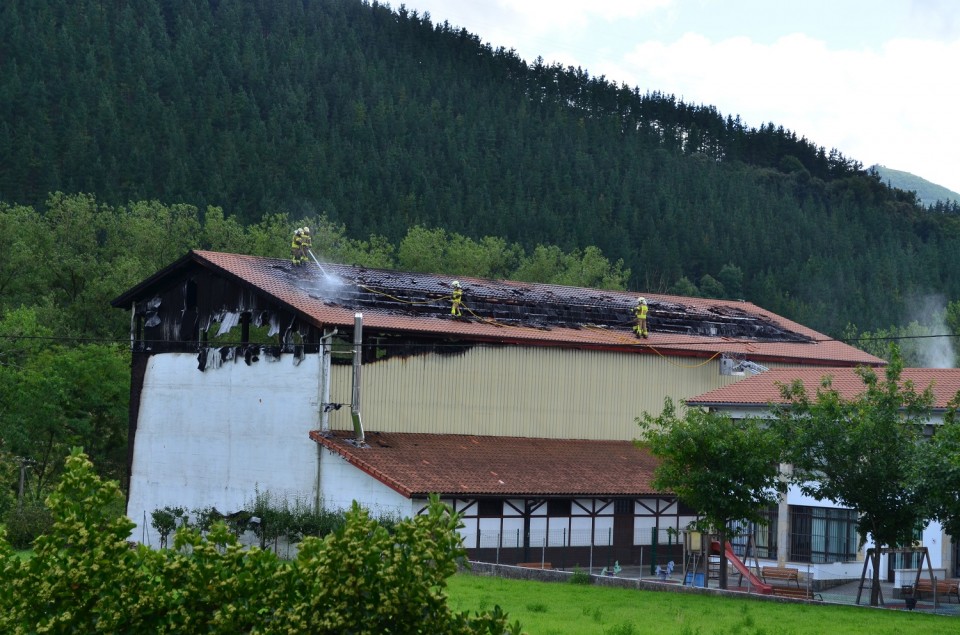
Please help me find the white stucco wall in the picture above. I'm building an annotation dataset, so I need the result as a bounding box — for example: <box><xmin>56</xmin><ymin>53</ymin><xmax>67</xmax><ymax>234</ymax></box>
<box><xmin>317</xmin><ymin>445</ymin><xmax>414</xmax><ymax>517</ymax></box>
<box><xmin>127</xmin><ymin>353</ymin><xmax>321</xmax><ymax>546</ymax></box>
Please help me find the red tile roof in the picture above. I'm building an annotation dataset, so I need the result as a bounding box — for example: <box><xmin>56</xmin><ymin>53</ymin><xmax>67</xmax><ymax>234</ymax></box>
<box><xmin>688</xmin><ymin>367</ymin><xmax>960</xmax><ymax>410</ymax></box>
<box><xmin>113</xmin><ymin>250</ymin><xmax>883</xmax><ymax>366</ymax></box>
<box><xmin>310</xmin><ymin>431</ymin><xmax>662</xmax><ymax>497</ymax></box>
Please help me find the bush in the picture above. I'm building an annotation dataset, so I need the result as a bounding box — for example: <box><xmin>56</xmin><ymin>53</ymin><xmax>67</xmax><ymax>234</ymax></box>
<box><xmin>569</xmin><ymin>567</ymin><xmax>592</xmax><ymax>585</ymax></box>
<box><xmin>0</xmin><ymin>449</ymin><xmax>522</xmax><ymax>634</ymax></box>
<box><xmin>150</xmin><ymin>505</ymin><xmax>187</xmax><ymax>548</ymax></box>
<box><xmin>2</xmin><ymin>499</ymin><xmax>53</xmax><ymax>549</ymax></box>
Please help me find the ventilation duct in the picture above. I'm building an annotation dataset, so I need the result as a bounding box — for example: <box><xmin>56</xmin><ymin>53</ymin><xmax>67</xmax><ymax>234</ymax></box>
<box><xmin>350</xmin><ymin>313</ymin><xmax>366</xmax><ymax>446</ymax></box>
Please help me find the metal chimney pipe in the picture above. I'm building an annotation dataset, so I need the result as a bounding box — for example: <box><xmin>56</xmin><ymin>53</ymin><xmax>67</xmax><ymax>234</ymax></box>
<box><xmin>350</xmin><ymin>313</ymin><xmax>365</xmax><ymax>445</ymax></box>
<box><xmin>319</xmin><ymin>328</ymin><xmax>336</xmax><ymax>434</ymax></box>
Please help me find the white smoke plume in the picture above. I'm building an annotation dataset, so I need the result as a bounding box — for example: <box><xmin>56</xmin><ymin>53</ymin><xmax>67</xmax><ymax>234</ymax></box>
<box><xmin>907</xmin><ymin>294</ymin><xmax>956</xmax><ymax>368</ymax></box>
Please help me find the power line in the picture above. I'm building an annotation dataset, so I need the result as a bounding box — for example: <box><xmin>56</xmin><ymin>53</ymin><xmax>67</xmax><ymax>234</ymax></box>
<box><xmin>1</xmin><ymin>331</ymin><xmax>959</xmax><ymax>347</ymax></box>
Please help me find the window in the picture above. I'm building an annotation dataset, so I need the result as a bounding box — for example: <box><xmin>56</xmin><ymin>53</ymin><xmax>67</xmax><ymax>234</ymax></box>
<box><xmin>728</xmin><ymin>506</ymin><xmax>777</xmax><ymax>560</ymax></box>
<box><xmin>790</xmin><ymin>506</ymin><xmax>858</xmax><ymax>563</ymax></box>
<box><xmin>547</xmin><ymin>499</ymin><xmax>572</xmax><ymax>516</ymax></box>
<box><xmin>477</xmin><ymin>499</ymin><xmax>502</xmax><ymax>517</ymax></box>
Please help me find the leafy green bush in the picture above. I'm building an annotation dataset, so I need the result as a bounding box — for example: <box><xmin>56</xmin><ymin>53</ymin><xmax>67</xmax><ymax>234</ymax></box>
<box><xmin>150</xmin><ymin>505</ymin><xmax>187</xmax><ymax>549</ymax></box>
<box><xmin>0</xmin><ymin>451</ymin><xmax>18</xmax><ymax>518</ymax></box>
<box><xmin>2</xmin><ymin>499</ymin><xmax>53</xmax><ymax>549</ymax></box>
<box><xmin>569</xmin><ymin>567</ymin><xmax>592</xmax><ymax>585</ymax></box>
<box><xmin>0</xmin><ymin>449</ymin><xmax>522</xmax><ymax>634</ymax></box>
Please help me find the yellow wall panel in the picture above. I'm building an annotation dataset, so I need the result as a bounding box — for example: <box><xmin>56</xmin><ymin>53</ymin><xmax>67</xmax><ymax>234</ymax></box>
<box><xmin>326</xmin><ymin>346</ymin><xmax>802</xmax><ymax>440</ymax></box>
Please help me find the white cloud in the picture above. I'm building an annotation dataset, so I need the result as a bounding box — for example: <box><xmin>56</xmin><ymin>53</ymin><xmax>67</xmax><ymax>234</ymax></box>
<box><xmin>617</xmin><ymin>33</ymin><xmax>960</xmax><ymax>193</ymax></box>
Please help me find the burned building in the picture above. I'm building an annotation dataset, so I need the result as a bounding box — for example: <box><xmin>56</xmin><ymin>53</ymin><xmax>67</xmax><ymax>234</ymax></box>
<box><xmin>112</xmin><ymin>250</ymin><xmax>882</xmax><ymax>564</ymax></box>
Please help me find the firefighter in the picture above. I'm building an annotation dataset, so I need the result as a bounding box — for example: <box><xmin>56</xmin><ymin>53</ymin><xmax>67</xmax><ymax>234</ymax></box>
<box><xmin>633</xmin><ymin>296</ymin><xmax>648</xmax><ymax>338</ymax></box>
<box><xmin>450</xmin><ymin>280</ymin><xmax>463</xmax><ymax>317</ymax></box>
<box><xmin>291</xmin><ymin>228</ymin><xmax>303</xmax><ymax>266</ymax></box>
<box><xmin>300</xmin><ymin>226</ymin><xmax>312</xmax><ymax>264</ymax></box>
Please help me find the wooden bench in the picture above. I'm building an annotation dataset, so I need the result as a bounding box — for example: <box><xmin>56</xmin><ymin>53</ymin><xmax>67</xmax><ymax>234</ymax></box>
<box><xmin>910</xmin><ymin>578</ymin><xmax>960</xmax><ymax>603</ymax></box>
<box><xmin>761</xmin><ymin>567</ymin><xmax>801</xmax><ymax>588</ymax></box>
<box><xmin>516</xmin><ymin>562</ymin><xmax>552</xmax><ymax>570</ymax></box>
<box><xmin>772</xmin><ymin>586</ymin><xmax>822</xmax><ymax>601</ymax></box>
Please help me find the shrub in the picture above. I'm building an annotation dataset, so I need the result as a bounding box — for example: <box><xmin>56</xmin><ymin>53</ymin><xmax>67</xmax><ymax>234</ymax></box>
<box><xmin>150</xmin><ymin>505</ymin><xmax>187</xmax><ymax>548</ymax></box>
<box><xmin>570</xmin><ymin>567</ymin><xmax>592</xmax><ymax>585</ymax></box>
<box><xmin>0</xmin><ymin>449</ymin><xmax>522</xmax><ymax>634</ymax></box>
<box><xmin>2</xmin><ymin>499</ymin><xmax>53</xmax><ymax>548</ymax></box>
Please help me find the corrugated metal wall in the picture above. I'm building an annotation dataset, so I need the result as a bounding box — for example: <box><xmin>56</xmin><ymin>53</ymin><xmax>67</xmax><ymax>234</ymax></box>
<box><xmin>326</xmin><ymin>346</ymin><xmax>790</xmax><ymax>440</ymax></box>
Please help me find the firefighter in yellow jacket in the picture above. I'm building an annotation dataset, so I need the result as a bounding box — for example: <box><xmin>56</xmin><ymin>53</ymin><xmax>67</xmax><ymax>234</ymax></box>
<box><xmin>291</xmin><ymin>228</ymin><xmax>303</xmax><ymax>266</ymax></box>
<box><xmin>451</xmin><ymin>280</ymin><xmax>463</xmax><ymax>316</ymax></box>
<box><xmin>299</xmin><ymin>226</ymin><xmax>312</xmax><ymax>264</ymax></box>
<box><xmin>633</xmin><ymin>297</ymin><xmax>648</xmax><ymax>338</ymax></box>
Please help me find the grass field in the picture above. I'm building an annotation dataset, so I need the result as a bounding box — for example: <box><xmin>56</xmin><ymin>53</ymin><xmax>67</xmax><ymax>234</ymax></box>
<box><xmin>447</xmin><ymin>573</ymin><xmax>957</xmax><ymax>634</ymax></box>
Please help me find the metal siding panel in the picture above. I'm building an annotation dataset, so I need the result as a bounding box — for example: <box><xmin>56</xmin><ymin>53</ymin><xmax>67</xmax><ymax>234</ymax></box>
<box><xmin>326</xmin><ymin>347</ymin><xmax>815</xmax><ymax>440</ymax></box>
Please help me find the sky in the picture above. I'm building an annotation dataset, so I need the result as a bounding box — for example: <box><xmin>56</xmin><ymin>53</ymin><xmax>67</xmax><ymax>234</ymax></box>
<box><xmin>404</xmin><ymin>0</ymin><xmax>960</xmax><ymax>195</ymax></box>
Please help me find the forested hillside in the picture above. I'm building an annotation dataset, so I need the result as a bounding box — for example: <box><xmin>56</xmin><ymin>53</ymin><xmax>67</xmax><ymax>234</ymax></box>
<box><xmin>3</xmin><ymin>0</ymin><xmax>960</xmax><ymax>336</ymax></box>
<box><xmin>870</xmin><ymin>165</ymin><xmax>960</xmax><ymax>208</ymax></box>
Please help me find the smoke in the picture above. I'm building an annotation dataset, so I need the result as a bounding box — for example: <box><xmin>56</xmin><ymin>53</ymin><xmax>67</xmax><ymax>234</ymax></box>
<box><xmin>907</xmin><ymin>294</ymin><xmax>956</xmax><ymax>368</ymax></box>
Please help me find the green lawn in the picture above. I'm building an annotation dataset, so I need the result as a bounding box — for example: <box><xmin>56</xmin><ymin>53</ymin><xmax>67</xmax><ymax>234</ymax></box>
<box><xmin>447</xmin><ymin>573</ymin><xmax>956</xmax><ymax>635</ymax></box>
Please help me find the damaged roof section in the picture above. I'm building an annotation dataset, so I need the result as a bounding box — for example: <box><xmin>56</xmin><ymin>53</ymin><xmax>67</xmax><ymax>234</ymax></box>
<box><xmin>275</xmin><ymin>259</ymin><xmax>811</xmax><ymax>342</ymax></box>
<box><xmin>112</xmin><ymin>250</ymin><xmax>883</xmax><ymax>366</ymax></box>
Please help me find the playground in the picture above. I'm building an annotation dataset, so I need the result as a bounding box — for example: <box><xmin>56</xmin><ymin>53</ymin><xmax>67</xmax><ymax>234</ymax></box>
<box><xmin>480</xmin><ymin>530</ymin><xmax>960</xmax><ymax>617</ymax></box>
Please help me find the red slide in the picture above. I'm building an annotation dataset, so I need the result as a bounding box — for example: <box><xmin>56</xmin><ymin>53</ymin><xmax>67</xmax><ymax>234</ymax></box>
<box><xmin>724</xmin><ymin>542</ymin><xmax>773</xmax><ymax>594</ymax></box>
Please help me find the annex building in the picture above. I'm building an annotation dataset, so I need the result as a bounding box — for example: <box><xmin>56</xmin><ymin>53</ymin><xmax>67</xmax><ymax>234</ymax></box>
<box><xmin>689</xmin><ymin>368</ymin><xmax>960</xmax><ymax>584</ymax></box>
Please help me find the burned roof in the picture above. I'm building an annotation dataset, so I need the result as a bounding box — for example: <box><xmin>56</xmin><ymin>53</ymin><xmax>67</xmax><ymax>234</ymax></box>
<box><xmin>112</xmin><ymin>250</ymin><xmax>883</xmax><ymax>366</ymax></box>
<box><xmin>311</xmin><ymin>431</ymin><xmax>662</xmax><ymax>497</ymax></box>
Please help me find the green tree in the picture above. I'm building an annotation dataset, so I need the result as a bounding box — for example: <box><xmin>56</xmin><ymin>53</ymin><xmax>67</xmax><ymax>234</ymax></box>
<box><xmin>0</xmin><ymin>307</ymin><xmax>128</xmax><ymax>493</ymax></box>
<box><xmin>843</xmin><ymin>321</ymin><xmax>957</xmax><ymax>368</ymax></box>
<box><xmin>0</xmin><ymin>450</ymin><xmax>521</xmax><ymax>634</ymax></box>
<box><xmin>513</xmin><ymin>244</ymin><xmax>628</xmax><ymax>290</ymax></box>
<box><xmin>775</xmin><ymin>346</ymin><xmax>932</xmax><ymax>606</ymax></box>
<box><xmin>716</xmin><ymin>263</ymin><xmax>744</xmax><ymax>299</ymax></box>
<box><xmin>946</xmin><ymin>299</ymin><xmax>960</xmax><ymax>337</ymax></box>
<box><xmin>0</xmin><ymin>202</ymin><xmax>43</xmax><ymax>309</ymax></box>
<box><xmin>668</xmin><ymin>276</ymin><xmax>699</xmax><ymax>297</ymax></box>
<box><xmin>637</xmin><ymin>398</ymin><xmax>784</xmax><ymax>589</ymax></box>
<box><xmin>916</xmin><ymin>393</ymin><xmax>960</xmax><ymax>538</ymax></box>
<box><xmin>698</xmin><ymin>274</ymin><xmax>725</xmax><ymax>299</ymax></box>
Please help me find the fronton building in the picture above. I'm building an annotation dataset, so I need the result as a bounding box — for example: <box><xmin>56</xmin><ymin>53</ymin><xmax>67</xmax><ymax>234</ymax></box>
<box><xmin>112</xmin><ymin>250</ymin><xmax>880</xmax><ymax>565</ymax></box>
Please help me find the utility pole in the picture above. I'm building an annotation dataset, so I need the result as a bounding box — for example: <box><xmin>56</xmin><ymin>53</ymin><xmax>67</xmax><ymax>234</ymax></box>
<box><xmin>16</xmin><ymin>456</ymin><xmax>35</xmax><ymax>508</ymax></box>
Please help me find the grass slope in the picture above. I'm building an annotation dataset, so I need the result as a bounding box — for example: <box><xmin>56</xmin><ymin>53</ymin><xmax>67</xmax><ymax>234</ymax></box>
<box><xmin>448</xmin><ymin>573</ymin><xmax>955</xmax><ymax>635</ymax></box>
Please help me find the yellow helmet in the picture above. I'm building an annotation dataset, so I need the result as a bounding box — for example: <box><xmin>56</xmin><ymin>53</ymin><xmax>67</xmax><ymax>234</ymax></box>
<box><xmin>302</xmin><ymin>226</ymin><xmax>310</xmax><ymax>234</ymax></box>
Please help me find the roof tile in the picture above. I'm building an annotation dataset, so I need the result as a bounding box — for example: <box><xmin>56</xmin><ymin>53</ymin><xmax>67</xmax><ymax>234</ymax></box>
<box><xmin>311</xmin><ymin>431</ymin><xmax>662</xmax><ymax>497</ymax></box>
<box><xmin>688</xmin><ymin>367</ymin><xmax>960</xmax><ymax>409</ymax></box>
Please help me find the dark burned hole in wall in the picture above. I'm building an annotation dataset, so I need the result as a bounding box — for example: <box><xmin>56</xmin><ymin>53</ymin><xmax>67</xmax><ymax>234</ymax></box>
<box><xmin>329</xmin><ymin>332</ymin><xmax>475</xmax><ymax>365</ymax></box>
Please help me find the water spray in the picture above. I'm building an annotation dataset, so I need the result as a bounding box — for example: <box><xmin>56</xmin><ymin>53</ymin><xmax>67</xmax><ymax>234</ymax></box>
<box><xmin>307</xmin><ymin>249</ymin><xmax>330</xmax><ymax>277</ymax></box>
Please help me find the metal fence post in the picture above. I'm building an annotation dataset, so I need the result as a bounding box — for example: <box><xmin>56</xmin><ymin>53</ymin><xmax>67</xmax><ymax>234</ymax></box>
<box><xmin>562</xmin><ymin>528</ymin><xmax>566</xmax><ymax>571</ymax></box>
<box><xmin>650</xmin><ymin>526</ymin><xmax>658</xmax><ymax>576</ymax></box>
<box><xmin>608</xmin><ymin>528</ymin><xmax>613</xmax><ymax>570</ymax></box>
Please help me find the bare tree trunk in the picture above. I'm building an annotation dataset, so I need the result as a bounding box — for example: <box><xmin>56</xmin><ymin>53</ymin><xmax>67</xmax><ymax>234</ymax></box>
<box><xmin>718</xmin><ymin>530</ymin><xmax>729</xmax><ymax>589</ymax></box>
<box><xmin>870</xmin><ymin>547</ymin><xmax>882</xmax><ymax>606</ymax></box>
